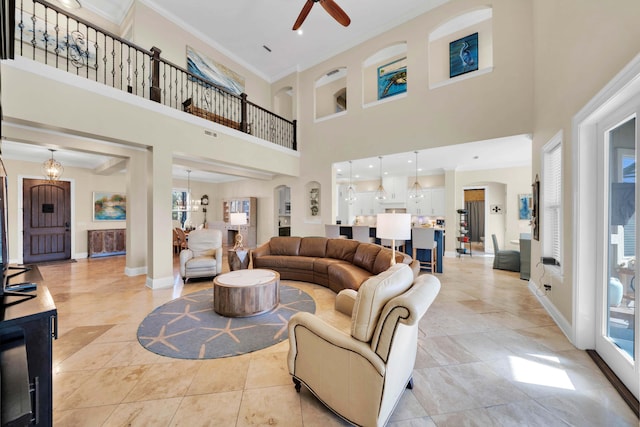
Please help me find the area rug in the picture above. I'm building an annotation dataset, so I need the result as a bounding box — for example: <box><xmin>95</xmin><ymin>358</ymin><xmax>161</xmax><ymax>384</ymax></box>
<box><xmin>137</xmin><ymin>284</ymin><xmax>315</xmax><ymax>360</ymax></box>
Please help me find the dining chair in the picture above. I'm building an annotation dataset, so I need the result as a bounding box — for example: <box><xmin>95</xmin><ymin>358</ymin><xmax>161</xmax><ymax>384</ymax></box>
<box><xmin>351</xmin><ymin>225</ymin><xmax>373</xmax><ymax>243</ymax></box>
<box><xmin>175</xmin><ymin>228</ymin><xmax>188</xmax><ymax>253</ymax></box>
<box><xmin>325</xmin><ymin>224</ymin><xmax>347</xmax><ymax>239</ymax></box>
<box><xmin>412</xmin><ymin>227</ymin><xmax>437</xmax><ymax>273</ymax></box>
<box><xmin>491</xmin><ymin>234</ymin><xmax>520</xmax><ymax>272</ymax></box>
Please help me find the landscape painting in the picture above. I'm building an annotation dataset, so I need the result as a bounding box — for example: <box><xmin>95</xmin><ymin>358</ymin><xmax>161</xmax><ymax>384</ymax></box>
<box><xmin>93</xmin><ymin>192</ymin><xmax>126</xmax><ymax>221</ymax></box>
<box><xmin>187</xmin><ymin>45</ymin><xmax>245</xmax><ymax>95</ymax></box>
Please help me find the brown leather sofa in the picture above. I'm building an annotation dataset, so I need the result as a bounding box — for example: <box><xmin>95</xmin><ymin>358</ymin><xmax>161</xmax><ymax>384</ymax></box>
<box><xmin>251</xmin><ymin>236</ymin><xmax>419</xmax><ymax>293</ymax></box>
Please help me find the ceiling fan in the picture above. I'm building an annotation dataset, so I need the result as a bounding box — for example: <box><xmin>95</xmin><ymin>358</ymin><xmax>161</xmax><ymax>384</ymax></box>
<box><xmin>292</xmin><ymin>0</ymin><xmax>351</xmax><ymax>31</ymax></box>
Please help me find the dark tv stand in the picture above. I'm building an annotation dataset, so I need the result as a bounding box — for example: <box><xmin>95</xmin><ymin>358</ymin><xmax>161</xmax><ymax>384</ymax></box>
<box><xmin>1</xmin><ymin>266</ymin><xmax>57</xmax><ymax>426</ymax></box>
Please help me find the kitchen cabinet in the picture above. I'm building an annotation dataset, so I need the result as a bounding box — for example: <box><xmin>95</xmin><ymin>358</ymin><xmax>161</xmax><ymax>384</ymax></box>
<box><xmin>380</xmin><ymin>176</ymin><xmax>407</xmax><ymax>203</ymax></box>
<box><xmin>354</xmin><ymin>192</ymin><xmax>376</xmax><ymax>215</ymax></box>
<box><xmin>408</xmin><ymin>187</ymin><xmax>445</xmax><ymax>216</ymax></box>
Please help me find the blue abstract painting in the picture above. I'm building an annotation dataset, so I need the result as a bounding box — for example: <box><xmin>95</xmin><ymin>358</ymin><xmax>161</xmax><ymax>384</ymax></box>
<box><xmin>449</xmin><ymin>32</ymin><xmax>478</xmax><ymax>78</ymax></box>
<box><xmin>518</xmin><ymin>194</ymin><xmax>532</xmax><ymax>220</ymax></box>
<box><xmin>187</xmin><ymin>46</ymin><xmax>245</xmax><ymax>95</ymax></box>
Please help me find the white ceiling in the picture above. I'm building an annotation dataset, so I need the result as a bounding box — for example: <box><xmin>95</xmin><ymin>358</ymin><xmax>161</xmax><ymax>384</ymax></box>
<box><xmin>15</xmin><ymin>0</ymin><xmax>531</xmax><ymax>183</ymax></box>
<box><xmin>78</xmin><ymin>0</ymin><xmax>450</xmax><ymax>81</ymax></box>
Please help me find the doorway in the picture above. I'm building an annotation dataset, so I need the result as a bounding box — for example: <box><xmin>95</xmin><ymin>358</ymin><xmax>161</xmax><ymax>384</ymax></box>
<box><xmin>464</xmin><ymin>188</ymin><xmax>486</xmax><ymax>253</ymax></box>
<box><xmin>22</xmin><ymin>179</ymin><xmax>72</xmax><ymax>263</ymax></box>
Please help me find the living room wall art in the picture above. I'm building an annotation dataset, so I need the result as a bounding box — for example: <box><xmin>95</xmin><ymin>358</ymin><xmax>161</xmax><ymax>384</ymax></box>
<box><xmin>377</xmin><ymin>57</ymin><xmax>407</xmax><ymax>99</ymax></box>
<box><xmin>518</xmin><ymin>193</ymin><xmax>532</xmax><ymax>220</ymax></box>
<box><xmin>449</xmin><ymin>32</ymin><xmax>478</xmax><ymax>78</ymax></box>
<box><xmin>187</xmin><ymin>45</ymin><xmax>245</xmax><ymax>96</ymax></box>
<box><xmin>15</xmin><ymin>10</ymin><xmax>98</xmax><ymax>68</ymax></box>
<box><xmin>93</xmin><ymin>192</ymin><xmax>126</xmax><ymax>221</ymax></box>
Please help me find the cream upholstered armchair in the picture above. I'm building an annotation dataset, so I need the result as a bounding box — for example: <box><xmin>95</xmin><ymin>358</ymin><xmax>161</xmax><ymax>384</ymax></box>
<box><xmin>287</xmin><ymin>264</ymin><xmax>441</xmax><ymax>427</ymax></box>
<box><xmin>179</xmin><ymin>229</ymin><xmax>223</xmax><ymax>282</ymax></box>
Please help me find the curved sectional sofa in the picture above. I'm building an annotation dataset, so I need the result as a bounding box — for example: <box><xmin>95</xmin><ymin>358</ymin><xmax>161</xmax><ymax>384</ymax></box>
<box><xmin>251</xmin><ymin>236</ymin><xmax>419</xmax><ymax>293</ymax></box>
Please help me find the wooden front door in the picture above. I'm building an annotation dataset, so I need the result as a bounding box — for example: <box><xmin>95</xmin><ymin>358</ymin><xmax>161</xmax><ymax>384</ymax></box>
<box><xmin>23</xmin><ymin>179</ymin><xmax>72</xmax><ymax>263</ymax></box>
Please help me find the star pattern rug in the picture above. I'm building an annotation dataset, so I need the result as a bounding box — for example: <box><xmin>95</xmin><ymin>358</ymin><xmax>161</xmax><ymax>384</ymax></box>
<box><xmin>137</xmin><ymin>284</ymin><xmax>316</xmax><ymax>359</ymax></box>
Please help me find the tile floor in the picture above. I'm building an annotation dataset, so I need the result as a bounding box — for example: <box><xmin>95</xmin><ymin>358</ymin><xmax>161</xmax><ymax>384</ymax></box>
<box><xmin>42</xmin><ymin>253</ymin><xmax>638</xmax><ymax>426</ymax></box>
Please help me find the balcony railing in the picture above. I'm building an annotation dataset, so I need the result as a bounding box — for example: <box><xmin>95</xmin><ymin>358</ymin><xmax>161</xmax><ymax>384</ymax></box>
<box><xmin>10</xmin><ymin>0</ymin><xmax>297</xmax><ymax>150</ymax></box>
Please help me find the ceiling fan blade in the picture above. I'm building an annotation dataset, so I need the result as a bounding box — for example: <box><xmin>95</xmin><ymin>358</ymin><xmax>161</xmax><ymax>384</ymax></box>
<box><xmin>319</xmin><ymin>0</ymin><xmax>351</xmax><ymax>27</ymax></box>
<box><xmin>292</xmin><ymin>0</ymin><xmax>315</xmax><ymax>31</ymax></box>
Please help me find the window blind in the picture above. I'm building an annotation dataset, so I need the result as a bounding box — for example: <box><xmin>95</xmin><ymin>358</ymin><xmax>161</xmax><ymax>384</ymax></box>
<box><xmin>543</xmin><ymin>141</ymin><xmax>562</xmax><ymax>265</ymax></box>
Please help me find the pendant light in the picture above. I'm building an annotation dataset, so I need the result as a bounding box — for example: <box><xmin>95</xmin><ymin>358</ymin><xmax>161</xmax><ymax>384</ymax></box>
<box><xmin>374</xmin><ymin>156</ymin><xmax>387</xmax><ymax>200</ymax></box>
<box><xmin>42</xmin><ymin>149</ymin><xmax>64</xmax><ymax>181</ymax></box>
<box><xmin>185</xmin><ymin>170</ymin><xmax>199</xmax><ymax>212</ymax></box>
<box><xmin>408</xmin><ymin>151</ymin><xmax>423</xmax><ymax>200</ymax></box>
<box><xmin>345</xmin><ymin>161</ymin><xmax>357</xmax><ymax>203</ymax></box>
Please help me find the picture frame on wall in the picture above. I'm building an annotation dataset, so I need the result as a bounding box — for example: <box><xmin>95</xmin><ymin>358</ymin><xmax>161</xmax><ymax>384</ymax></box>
<box><xmin>531</xmin><ymin>175</ymin><xmax>540</xmax><ymax>240</ymax></box>
<box><xmin>518</xmin><ymin>193</ymin><xmax>533</xmax><ymax>220</ymax></box>
<box><xmin>93</xmin><ymin>192</ymin><xmax>126</xmax><ymax>221</ymax></box>
<box><xmin>449</xmin><ymin>32</ymin><xmax>478</xmax><ymax>78</ymax></box>
<box><xmin>377</xmin><ymin>57</ymin><xmax>407</xmax><ymax>100</ymax></box>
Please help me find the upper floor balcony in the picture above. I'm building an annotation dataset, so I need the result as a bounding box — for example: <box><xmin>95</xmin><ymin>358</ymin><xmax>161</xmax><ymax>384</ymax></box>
<box><xmin>5</xmin><ymin>0</ymin><xmax>297</xmax><ymax>151</ymax></box>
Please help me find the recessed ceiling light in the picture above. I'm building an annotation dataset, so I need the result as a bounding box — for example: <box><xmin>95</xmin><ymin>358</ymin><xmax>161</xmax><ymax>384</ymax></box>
<box><xmin>297</xmin><ymin>29</ymin><xmax>304</xmax><ymax>35</ymax></box>
<box><xmin>57</xmin><ymin>0</ymin><xmax>81</xmax><ymax>9</ymax></box>
<box><xmin>473</xmin><ymin>155</ymin><xmax>479</xmax><ymax>159</ymax></box>
<box><xmin>368</xmin><ymin>164</ymin><xmax>373</xmax><ymax>168</ymax></box>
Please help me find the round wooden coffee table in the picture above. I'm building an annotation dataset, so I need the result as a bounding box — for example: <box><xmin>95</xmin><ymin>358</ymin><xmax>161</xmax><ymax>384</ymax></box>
<box><xmin>213</xmin><ymin>269</ymin><xmax>280</xmax><ymax>317</ymax></box>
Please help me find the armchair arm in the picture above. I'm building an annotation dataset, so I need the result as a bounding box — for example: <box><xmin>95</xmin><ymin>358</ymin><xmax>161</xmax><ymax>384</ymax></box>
<box><xmin>335</xmin><ymin>289</ymin><xmax>357</xmax><ymax>316</ymax></box>
<box><xmin>251</xmin><ymin>241</ymin><xmax>271</xmax><ymax>259</ymax></box>
<box><xmin>287</xmin><ymin>311</ymin><xmax>384</xmax><ymax>377</ymax></box>
<box><xmin>179</xmin><ymin>249</ymin><xmax>194</xmax><ymax>278</ymax></box>
<box><xmin>215</xmin><ymin>246</ymin><xmax>223</xmax><ymax>275</ymax></box>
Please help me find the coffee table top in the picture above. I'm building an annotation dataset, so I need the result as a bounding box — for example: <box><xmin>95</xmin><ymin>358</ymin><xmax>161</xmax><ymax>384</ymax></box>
<box><xmin>215</xmin><ymin>269</ymin><xmax>277</xmax><ymax>287</ymax></box>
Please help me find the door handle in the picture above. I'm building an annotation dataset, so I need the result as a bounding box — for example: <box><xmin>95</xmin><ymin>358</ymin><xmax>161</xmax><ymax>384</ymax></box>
<box><xmin>65</xmin><ymin>222</ymin><xmax>70</xmax><ymax>231</ymax></box>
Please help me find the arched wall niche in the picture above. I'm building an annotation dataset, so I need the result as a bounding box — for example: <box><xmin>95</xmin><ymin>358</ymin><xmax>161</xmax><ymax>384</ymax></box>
<box><xmin>362</xmin><ymin>42</ymin><xmax>408</xmax><ymax>105</ymax></box>
<box><xmin>273</xmin><ymin>86</ymin><xmax>294</xmax><ymax>121</ymax></box>
<box><xmin>305</xmin><ymin>181</ymin><xmax>321</xmax><ymax>222</ymax></box>
<box><xmin>428</xmin><ymin>7</ymin><xmax>493</xmax><ymax>88</ymax></box>
<box><xmin>315</xmin><ymin>66</ymin><xmax>347</xmax><ymax>120</ymax></box>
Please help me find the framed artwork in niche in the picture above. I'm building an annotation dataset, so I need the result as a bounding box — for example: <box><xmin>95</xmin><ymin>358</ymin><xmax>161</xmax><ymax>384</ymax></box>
<box><xmin>449</xmin><ymin>32</ymin><xmax>478</xmax><ymax>78</ymax></box>
<box><xmin>377</xmin><ymin>57</ymin><xmax>407</xmax><ymax>100</ymax></box>
<box><xmin>93</xmin><ymin>192</ymin><xmax>126</xmax><ymax>221</ymax></box>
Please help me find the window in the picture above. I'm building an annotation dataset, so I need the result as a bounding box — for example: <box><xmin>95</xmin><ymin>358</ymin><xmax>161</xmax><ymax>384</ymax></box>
<box><xmin>542</xmin><ymin>132</ymin><xmax>562</xmax><ymax>266</ymax></box>
<box><xmin>172</xmin><ymin>190</ymin><xmax>187</xmax><ymax>227</ymax></box>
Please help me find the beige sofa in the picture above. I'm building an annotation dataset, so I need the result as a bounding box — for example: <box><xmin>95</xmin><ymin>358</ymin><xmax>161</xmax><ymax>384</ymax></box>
<box><xmin>288</xmin><ymin>263</ymin><xmax>441</xmax><ymax>426</ymax></box>
<box><xmin>251</xmin><ymin>236</ymin><xmax>419</xmax><ymax>293</ymax></box>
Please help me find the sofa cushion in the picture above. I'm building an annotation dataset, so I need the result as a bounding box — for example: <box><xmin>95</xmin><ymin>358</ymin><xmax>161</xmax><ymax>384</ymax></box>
<box><xmin>372</xmin><ymin>249</ymin><xmax>397</xmax><ymax>274</ymax></box>
<box><xmin>327</xmin><ymin>263</ymin><xmax>373</xmax><ymax>293</ymax></box>
<box><xmin>352</xmin><ymin>243</ymin><xmax>382</xmax><ymax>272</ymax></box>
<box><xmin>269</xmin><ymin>237</ymin><xmax>301</xmax><ymax>256</ymax></box>
<box><xmin>299</xmin><ymin>237</ymin><xmax>328</xmax><ymax>258</ymax></box>
<box><xmin>326</xmin><ymin>239</ymin><xmax>360</xmax><ymax>262</ymax></box>
<box><xmin>350</xmin><ymin>263</ymin><xmax>414</xmax><ymax>343</ymax></box>
<box><xmin>253</xmin><ymin>255</ymin><xmax>315</xmax><ymax>271</ymax></box>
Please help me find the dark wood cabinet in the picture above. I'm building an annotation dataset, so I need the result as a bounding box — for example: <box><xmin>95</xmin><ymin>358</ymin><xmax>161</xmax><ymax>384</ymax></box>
<box><xmin>1</xmin><ymin>267</ymin><xmax>57</xmax><ymax>426</ymax></box>
<box><xmin>88</xmin><ymin>229</ymin><xmax>126</xmax><ymax>258</ymax></box>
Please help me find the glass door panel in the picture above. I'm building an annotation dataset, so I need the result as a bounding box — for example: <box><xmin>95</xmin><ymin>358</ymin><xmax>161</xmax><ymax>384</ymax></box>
<box><xmin>605</xmin><ymin>117</ymin><xmax>636</xmax><ymax>361</ymax></box>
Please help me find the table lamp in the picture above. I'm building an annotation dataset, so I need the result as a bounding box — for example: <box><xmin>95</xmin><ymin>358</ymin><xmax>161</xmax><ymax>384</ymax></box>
<box><xmin>230</xmin><ymin>212</ymin><xmax>247</xmax><ymax>250</ymax></box>
<box><xmin>376</xmin><ymin>213</ymin><xmax>411</xmax><ymax>265</ymax></box>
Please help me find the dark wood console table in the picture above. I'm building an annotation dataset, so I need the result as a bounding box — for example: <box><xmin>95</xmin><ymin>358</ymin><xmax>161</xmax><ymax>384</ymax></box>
<box><xmin>1</xmin><ymin>266</ymin><xmax>57</xmax><ymax>426</ymax></box>
<box><xmin>88</xmin><ymin>229</ymin><xmax>126</xmax><ymax>258</ymax></box>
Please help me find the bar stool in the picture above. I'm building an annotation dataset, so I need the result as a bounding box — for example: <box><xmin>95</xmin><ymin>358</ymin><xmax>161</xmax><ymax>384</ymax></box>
<box><xmin>412</xmin><ymin>227</ymin><xmax>437</xmax><ymax>273</ymax></box>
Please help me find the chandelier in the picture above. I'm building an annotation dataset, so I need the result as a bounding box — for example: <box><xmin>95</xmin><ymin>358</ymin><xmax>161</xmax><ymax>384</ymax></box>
<box><xmin>408</xmin><ymin>151</ymin><xmax>424</xmax><ymax>200</ymax></box>
<box><xmin>374</xmin><ymin>156</ymin><xmax>387</xmax><ymax>200</ymax></box>
<box><xmin>42</xmin><ymin>149</ymin><xmax>64</xmax><ymax>182</ymax></box>
<box><xmin>345</xmin><ymin>160</ymin><xmax>357</xmax><ymax>204</ymax></box>
<box><xmin>178</xmin><ymin>170</ymin><xmax>200</xmax><ymax>212</ymax></box>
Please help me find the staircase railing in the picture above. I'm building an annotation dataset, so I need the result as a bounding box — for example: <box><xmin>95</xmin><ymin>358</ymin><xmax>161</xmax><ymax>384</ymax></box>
<box><xmin>11</xmin><ymin>0</ymin><xmax>297</xmax><ymax>150</ymax></box>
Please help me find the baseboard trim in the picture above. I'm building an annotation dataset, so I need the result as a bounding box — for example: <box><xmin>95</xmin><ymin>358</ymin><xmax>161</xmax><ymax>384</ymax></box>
<box><xmin>528</xmin><ymin>280</ymin><xmax>573</xmax><ymax>343</ymax></box>
<box><xmin>586</xmin><ymin>349</ymin><xmax>639</xmax><ymax>417</ymax></box>
<box><xmin>125</xmin><ymin>266</ymin><xmax>147</xmax><ymax>276</ymax></box>
<box><xmin>146</xmin><ymin>275</ymin><xmax>174</xmax><ymax>289</ymax></box>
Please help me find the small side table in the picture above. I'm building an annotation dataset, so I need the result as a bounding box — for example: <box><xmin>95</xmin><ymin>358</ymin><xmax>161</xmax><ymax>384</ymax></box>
<box><xmin>228</xmin><ymin>249</ymin><xmax>250</xmax><ymax>271</ymax></box>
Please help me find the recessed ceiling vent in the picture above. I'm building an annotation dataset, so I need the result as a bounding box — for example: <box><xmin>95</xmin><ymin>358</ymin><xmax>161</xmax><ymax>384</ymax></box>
<box><xmin>263</xmin><ymin>45</ymin><xmax>272</xmax><ymax>52</ymax></box>
<box><xmin>327</xmin><ymin>69</ymin><xmax>340</xmax><ymax>77</ymax></box>
<box><xmin>204</xmin><ymin>130</ymin><xmax>217</xmax><ymax>138</ymax></box>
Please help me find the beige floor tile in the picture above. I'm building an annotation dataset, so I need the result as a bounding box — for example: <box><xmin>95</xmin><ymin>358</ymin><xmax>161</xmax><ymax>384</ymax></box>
<box><xmin>236</xmin><ymin>385</ymin><xmax>303</xmax><ymax>426</ymax></box>
<box><xmin>103</xmin><ymin>397</ymin><xmax>183</xmax><ymax>426</ymax></box>
<box><xmin>170</xmin><ymin>392</ymin><xmax>244</xmax><ymax>426</ymax></box>
<box><xmin>244</xmin><ymin>350</ymin><xmax>291</xmax><ymax>389</ymax></box>
<box><xmin>54</xmin><ymin>405</ymin><xmax>117</xmax><ymax>427</ymax></box>
<box><xmin>123</xmin><ymin>361</ymin><xmax>201</xmax><ymax>402</ymax></box>
<box><xmin>187</xmin><ymin>356</ymin><xmax>251</xmax><ymax>394</ymax></box>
